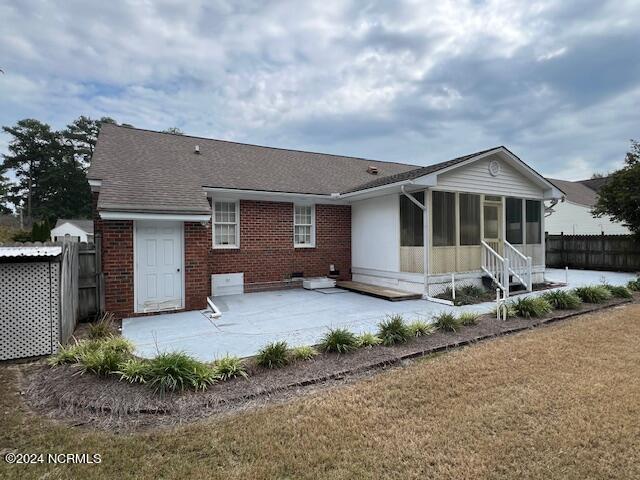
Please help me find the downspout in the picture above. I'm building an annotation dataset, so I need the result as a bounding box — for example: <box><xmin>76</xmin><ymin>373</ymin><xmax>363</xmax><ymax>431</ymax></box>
<box><xmin>400</xmin><ymin>185</ymin><xmax>429</xmax><ymax>299</ymax></box>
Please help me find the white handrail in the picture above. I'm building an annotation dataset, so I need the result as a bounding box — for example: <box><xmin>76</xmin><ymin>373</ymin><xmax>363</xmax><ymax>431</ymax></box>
<box><xmin>503</xmin><ymin>241</ymin><xmax>532</xmax><ymax>291</ymax></box>
<box><xmin>481</xmin><ymin>241</ymin><xmax>510</xmax><ymax>297</ymax></box>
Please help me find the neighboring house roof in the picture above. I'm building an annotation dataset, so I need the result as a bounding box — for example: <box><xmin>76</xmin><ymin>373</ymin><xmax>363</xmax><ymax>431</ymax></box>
<box><xmin>89</xmin><ymin>124</ymin><xmax>558</xmax><ymax>215</ymax></box>
<box><xmin>53</xmin><ymin>219</ymin><xmax>94</xmax><ymax>234</ymax></box>
<box><xmin>546</xmin><ymin>178</ymin><xmax>598</xmax><ymax>206</ymax></box>
<box><xmin>579</xmin><ymin>177</ymin><xmax>609</xmax><ymax>192</ymax></box>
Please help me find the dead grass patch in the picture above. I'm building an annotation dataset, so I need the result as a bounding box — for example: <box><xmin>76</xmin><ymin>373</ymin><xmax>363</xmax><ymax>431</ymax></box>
<box><xmin>2</xmin><ymin>303</ymin><xmax>640</xmax><ymax>479</ymax></box>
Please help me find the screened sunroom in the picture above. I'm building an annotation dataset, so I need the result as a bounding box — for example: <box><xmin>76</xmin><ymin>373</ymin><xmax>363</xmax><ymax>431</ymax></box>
<box><xmin>399</xmin><ymin>190</ymin><xmax>545</xmax><ymax>276</ymax></box>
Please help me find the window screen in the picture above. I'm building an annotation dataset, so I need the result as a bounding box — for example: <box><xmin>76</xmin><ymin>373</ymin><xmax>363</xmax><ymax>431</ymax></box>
<box><xmin>214</xmin><ymin>201</ymin><xmax>238</xmax><ymax>247</ymax></box>
<box><xmin>432</xmin><ymin>191</ymin><xmax>456</xmax><ymax>246</ymax></box>
<box><xmin>400</xmin><ymin>192</ymin><xmax>424</xmax><ymax>247</ymax></box>
<box><xmin>526</xmin><ymin>200</ymin><xmax>542</xmax><ymax>244</ymax></box>
<box><xmin>459</xmin><ymin>193</ymin><xmax>480</xmax><ymax>245</ymax></box>
<box><xmin>294</xmin><ymin>205</ymin><xmax>314</xmax><ymax>246</ymax></box>
<box><xmin>505</xmin><ymin>197</ymin><xmax>523</xmax><ymax>244</ymax></box>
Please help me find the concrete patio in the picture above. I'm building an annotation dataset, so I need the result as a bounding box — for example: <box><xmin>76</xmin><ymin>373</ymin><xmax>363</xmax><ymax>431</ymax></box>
<box><xmin>122</xmin><ymin>268</ymin><xmax>637</xmax><ymax>361</ymax></box>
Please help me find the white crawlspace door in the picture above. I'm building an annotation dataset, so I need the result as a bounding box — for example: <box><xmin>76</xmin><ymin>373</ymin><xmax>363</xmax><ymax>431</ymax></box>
<box><xmin>135</xmin><ymin>221</ymin><xmax>183</xmax><ymax>313</ymax></box>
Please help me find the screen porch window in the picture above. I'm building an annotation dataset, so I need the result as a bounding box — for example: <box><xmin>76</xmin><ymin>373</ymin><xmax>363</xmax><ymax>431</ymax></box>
<box><xmin>506</xmin><ymin>197</ymin><xmax>523</xmax><ymax>244</ymax></box>
<box><xmin>294</xmin><ymin>205</ymin><xmax>315</xmax><ymax>247</ymax></box>
<box><xmin>526</xmin><ymin>200</ymin><xmax>542</xmax><ymax>244</ymax></box>
<box><xmin>400</xmin><ymin>192</ymin><xmax>424</xmax><ymax>246</ymax></box>
<box><xmin>432</xmin><ymin>191</ymin><xmax>456</xmax><ymax>246</ymax></box>
<box><xmin>213</xmin><ymin>200</ymin><xmax>239</xmax><ymax>248</ymax></box>
<box><xmin>459</xmin><ymin>193</ymin><xmax>480</xmax><ymax>245</ymax></box>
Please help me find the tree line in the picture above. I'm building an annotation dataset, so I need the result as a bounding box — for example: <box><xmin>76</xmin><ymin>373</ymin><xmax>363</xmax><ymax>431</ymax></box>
<box><xmin>0</xmin><ymin>117</ymin><xmax>184</xmax><ymax>231</ymax></box>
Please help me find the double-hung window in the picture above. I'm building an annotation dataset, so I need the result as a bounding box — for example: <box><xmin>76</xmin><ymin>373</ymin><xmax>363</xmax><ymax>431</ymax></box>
<box><xmin>294</xmin><ymin>205</ymin><xmax>315</xmax><ymax>247</ymax></box>
<box><xmin>213</xmin><ymin>200</ymin><xmax>239</xmax><ymax>248</ymax></box>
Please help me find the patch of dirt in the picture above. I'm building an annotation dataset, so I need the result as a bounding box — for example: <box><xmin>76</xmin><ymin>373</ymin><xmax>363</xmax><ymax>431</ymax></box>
<box><xmin>22</xmin><ymin>296</ymin><xmax>634</xmax><ymax>432</ymax></box>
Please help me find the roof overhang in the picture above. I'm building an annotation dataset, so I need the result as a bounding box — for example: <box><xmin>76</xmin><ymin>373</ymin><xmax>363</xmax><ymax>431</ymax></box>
<box><xmin>203</xmin><ymin>187</ymin><xmax>350</xmax><ymax>204</ymax></box>
<box><xmin>341</xmin><ymin>147</ymin><xmax>564</xmax><ymax>201</ymax></box>
<box><xmin>99</xmin><ymin>211</ymin><xmax>212</xmax><ymax>222</ymax></box>
<box><xmin>88</xmin><ymin>179</ymin><xmax>102</xmax><ymax>192</ymax></box>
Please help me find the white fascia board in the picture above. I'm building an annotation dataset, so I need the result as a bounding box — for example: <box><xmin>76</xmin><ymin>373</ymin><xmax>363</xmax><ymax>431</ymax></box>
<box><xmin>100</xmin><ymin>211</ymin><xmax>211</xmax><ymax>221</ymax></box>
<box><xmin>88</xmin><ymin>179</ymin><xmax>102</xmax><ymax>192</ymax></box>
<box><xmin>203</xmin><ymin>187</ymin><xmax>349</xmax><ymax>204</ymax></box>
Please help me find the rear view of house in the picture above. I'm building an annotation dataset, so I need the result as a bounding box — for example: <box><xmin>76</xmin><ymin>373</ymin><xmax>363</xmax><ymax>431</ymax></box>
<box><xmin>88</xmin><ymin>124</ymin><xmax>563</xmax><ymax>318</ymax></box>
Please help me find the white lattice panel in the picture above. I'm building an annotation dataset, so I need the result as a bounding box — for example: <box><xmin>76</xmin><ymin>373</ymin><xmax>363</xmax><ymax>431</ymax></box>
<box><xmin>0</xmin><ymin>262</ymin><xmax>58</xmax><ymax>360</ymax></box>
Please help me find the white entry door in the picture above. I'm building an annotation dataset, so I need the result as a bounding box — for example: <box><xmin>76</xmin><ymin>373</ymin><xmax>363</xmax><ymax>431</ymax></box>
<box><xmin>135</xmin><ymin>221</ymin><xmax>183</xmax><ymax>313</ymax></box>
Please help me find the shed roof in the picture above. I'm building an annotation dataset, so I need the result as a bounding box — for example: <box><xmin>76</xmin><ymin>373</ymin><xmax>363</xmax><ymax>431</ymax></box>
<box><xmin>54</xmin><ymin>219</ymin><xmax>94</xmax><ymax>234</ymax></box>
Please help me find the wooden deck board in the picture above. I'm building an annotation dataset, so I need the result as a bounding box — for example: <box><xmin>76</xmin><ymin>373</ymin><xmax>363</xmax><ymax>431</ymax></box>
<box><xmin>335</xmin><ymin>281</ymin><xmax>422</xmax><ymax>301</ymax></box>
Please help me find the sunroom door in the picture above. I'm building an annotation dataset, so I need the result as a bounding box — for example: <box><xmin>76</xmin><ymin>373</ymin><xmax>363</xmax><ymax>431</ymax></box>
<box><xmin>483</xmin><ymin>197</ymin><xmax>502</xmax><ymax>254</ymax></box>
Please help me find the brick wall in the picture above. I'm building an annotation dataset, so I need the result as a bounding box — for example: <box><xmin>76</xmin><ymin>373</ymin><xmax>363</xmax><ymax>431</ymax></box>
<box><xmin>94</xmin><ymin>195</ymin><xmax>351</xmax><ymax>317</ymax></box>
<box><xmin>209</xmin><ymin>201</ymin><xmax>351</xmax><ymax>291</ymax></box>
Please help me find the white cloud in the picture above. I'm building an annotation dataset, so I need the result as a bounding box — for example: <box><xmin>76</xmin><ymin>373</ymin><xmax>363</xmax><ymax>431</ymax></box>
<box><xmin>0</xmin><ymin>0</ymin><xmax>639</xmax><ymax>178</ymax></box>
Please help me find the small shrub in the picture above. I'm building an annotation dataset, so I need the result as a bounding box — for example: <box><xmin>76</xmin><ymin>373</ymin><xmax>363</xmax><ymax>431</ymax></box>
<box><xmin>458</xmin><ymin>311</ymin><xmax>480</xmax><ymax>326</ymax></box>
<box><xmin>542</xmin><ymin>290</ymin><xmax>582</xmax><ymax>310</ymax></box>
<box><xmin>214</xmin><ymin>355</ymin><xmax>248</xmax><ymax>380</ymax></box>
<box><xmin>377</xmin><ymin>314</ymin><xmax>411</xmax><ymax>346</ymax></box>
<box><xmin>256</xmin><ymin>341</ymin><xmax>289</xmax><ymax>369</ymax></box>
<box><xmin>357</xmin><ymin>332</ymin><xmax>382</xmax><ymax>347</ymax></box>
<box><xmin>509</xmin><ymin>296</ymin><xmax>553</xmax><ymax>318</ymax></box>
<box><xmin>87</xmin><ymin>312</ymin><xmax>115</xmax><ymax>339</ymax></box>
<box><xmin>574</xmin><ymin>286</ymin><xmax>612</xmax><ymax>304</ymax></box>
<box><xmin>100</xmin><ymin>336</ymin><xmax>134</xmax><ymax>354</ymax></box>
<box><xmin>118</xmin><ymin>358</ymin><xmax>151</xmax><ymax>384</ymax></box>
<box><xmin>290</xmin><ymin>345</ymin><xmax>318</xmax><ymax>361</ymax></box>
<box><xmin>320</xmin><ymin>328</ymin><xmax>359</xmax><ymax>353</ymax></box>
<box><xmin>146</xmin><ymin>352</ymin><xmax>216</xmax><ymax>394</ymax></box>
<box><xmin>48</xmin><ymin>342</ymin><xmax>83</xmax><ymax>366</ymax></box>
<box><xmin>433</xmin><ymin>312</ymin><xmax>460</xmax><ymax>332</ymax></box>
<box><xmin>627</xmin><ymin>278</ymin><xmax>640</xmax><ymax>291</ymax></box>
<box><xmin>603</xmin><ymin>284</ymin><xmax>633</xmax><ymax>299</ymax></box>
<box><xmin>77</xmin><ymin>347</ymin><xmax>130</xmax><ymax>376</ymax></box>
<box><xmin>407</xmin><ymin>320</ymin><xmax>434</xmax><ymax>337</ymax></box>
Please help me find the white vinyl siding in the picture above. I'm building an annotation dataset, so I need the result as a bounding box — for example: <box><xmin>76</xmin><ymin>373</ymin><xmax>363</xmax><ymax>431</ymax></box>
<box><xmin>213</xmin><ymin>200</ymin><xmax>239</xmax><ymax>248</ymax></box>
<box><xmin>436</xmin><ymin>156</ymin><xmax>544</xmax><ymax>198</ymax></box>
<box><xmin>294</xmin><ymin>205</ymin><xmax>315</xmax><ymax>248</ymax></box>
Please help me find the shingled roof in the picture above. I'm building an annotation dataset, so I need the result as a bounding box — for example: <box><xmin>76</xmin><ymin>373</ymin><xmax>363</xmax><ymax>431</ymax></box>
<box><xmin>546</xmin><ymin>178</ymin><xmax>598</xmax><ymax>206</ymax></box>
<box><xmin>88</xmin><ymin>125</ymin><xmax>525</xmax><ymax>214</ymax></box>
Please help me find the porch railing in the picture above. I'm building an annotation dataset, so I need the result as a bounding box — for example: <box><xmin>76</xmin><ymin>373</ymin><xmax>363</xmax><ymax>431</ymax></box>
<box><xmin>481</xmin><ymin>241</ymin><xmax>510</xmax><ymax>296</ymax></box>
<box><xmin>504</xmin><ymin>240</ymin><xmax>532</xmax><ymax>292</ymax></box>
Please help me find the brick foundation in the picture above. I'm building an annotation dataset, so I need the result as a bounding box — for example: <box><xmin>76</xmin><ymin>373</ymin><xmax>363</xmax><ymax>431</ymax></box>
<box><xmin>94</xmin><ymin>195</ymin><xmax>351</xmax><ymax>318</ymax></box>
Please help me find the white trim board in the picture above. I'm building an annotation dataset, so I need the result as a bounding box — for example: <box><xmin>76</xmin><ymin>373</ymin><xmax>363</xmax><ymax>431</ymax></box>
<box><xmin>101</xmin><ymin>211</ymin><xmax>211</xmax><ymax>222</ymax></box>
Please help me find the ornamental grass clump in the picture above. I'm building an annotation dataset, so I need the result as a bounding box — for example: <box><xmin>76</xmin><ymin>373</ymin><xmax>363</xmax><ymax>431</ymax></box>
<box><xmin>574</xmin><ymin>286</ymin><xmax>612</xmax><ymax>304</ymax></box>
<box><xmin>377</xmin><ymin>314</ymin><xmax>411</xmax><ymax>346</ymax></box>
<box><xmin>320</xmin><ymin>328</ymin><xmax>359</xmax><ymax>353</ymax></box>
<box><xmin>256</xmin><ymin>341</ymin><xmax>289</xmax><ymax>369</ymax></box>
<box><xmin>146</xmin><ymin>352</ymin><xmax>219</xmax><ymax>394</ymax></box>
<box><xmin>627</xmin><ymin>278</ymin><xmax>640</xmax><ymax>291</ymax></box>
<box><xmin>541</xmin><ymin>290</ymin><xmax>582</xmax><ymax>310</ymax></box>
<box><xmin>289</xmin><ymin>345</ymin><xmax>318</xmax><ymax>361</ymax></box>
<box><xmin>432</xmin><ymin>312</ymin><xmax>460</xmax><ymax>332</ymax></box>
<box><xmin>407</xmin><ymin>320</ymin><xmax>435</xmax><ymax>337</ymax></box>
<box><xmin>357</xmin><ymin>332</ymin><xmax>382</xmax><ymax>347</ymax></box>
<box><xmin>458</xmin><ymin>311</ymin><xmax>480</xmax><ymax>326</ymax></box>
<box><xmin>214</xmin><ymin>355</ymin><xmax>248</xmax><ymax>380</ymax></box>
<box><xmin>87</xmin><ymin>312</ymin><xmax>116</xmax><ymax>340</ymax></box>
<box><xmin>603</xmin><ymin>284</ymin><xmax>633</xmax><ymax>299</ymax></box>
<box><xmin>117</xmin><ymin>358</ymin><xmax>151</xmax><ymax>384</ymax></box>
<box><xmin>509</xmin><ymin>297</ymin><xmax>552</xmax><ymax>319</ymax></box>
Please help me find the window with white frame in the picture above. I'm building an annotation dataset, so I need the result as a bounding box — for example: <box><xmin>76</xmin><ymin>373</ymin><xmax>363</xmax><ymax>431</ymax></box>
<box><xmin>213</xmin><ymin>200</ymin><xmax>239</xmax><ymax>248</ymax></box>
<box><xmin>294</xmin><ymin>205</ymin><xmax>315</xmax><ymax>247</ymax></box>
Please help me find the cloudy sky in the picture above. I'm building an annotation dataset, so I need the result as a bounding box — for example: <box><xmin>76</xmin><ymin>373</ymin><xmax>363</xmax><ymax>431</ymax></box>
<box><xmin>1</xmin><ymin>0</ymin><xmax>639</xmax><ymax>179</ymax></box>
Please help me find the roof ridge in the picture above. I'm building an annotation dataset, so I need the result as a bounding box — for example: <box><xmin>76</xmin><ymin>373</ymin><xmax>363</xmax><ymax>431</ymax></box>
<box><xmin>103</xmin><ymin>123</ymin><xmax>422</xmax><ymax>168</ymax></box>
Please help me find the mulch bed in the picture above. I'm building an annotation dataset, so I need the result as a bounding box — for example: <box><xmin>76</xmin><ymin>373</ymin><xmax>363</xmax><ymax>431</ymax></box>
<box><xmin>21</xmin><ymin>296</ymin><xmax>634</xmax><ymax>432</ymax></box>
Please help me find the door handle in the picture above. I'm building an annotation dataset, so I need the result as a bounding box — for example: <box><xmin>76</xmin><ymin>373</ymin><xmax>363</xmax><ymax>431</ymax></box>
<box><xmin>177</xmin><ymin>268</ymin><xmax>181</xmax><ymax>272</ymax></box>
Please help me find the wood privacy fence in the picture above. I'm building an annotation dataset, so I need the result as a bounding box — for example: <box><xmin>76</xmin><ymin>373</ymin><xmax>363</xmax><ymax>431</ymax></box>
<box><xmin>78</xmin><ymin>235</ymin><xmax>104</xmax><ymax>321</ymax></box>
<box><xmin>545</xmin><ymin>233</ymin><xmax>640</xmax><ymax>272</ymax></box>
